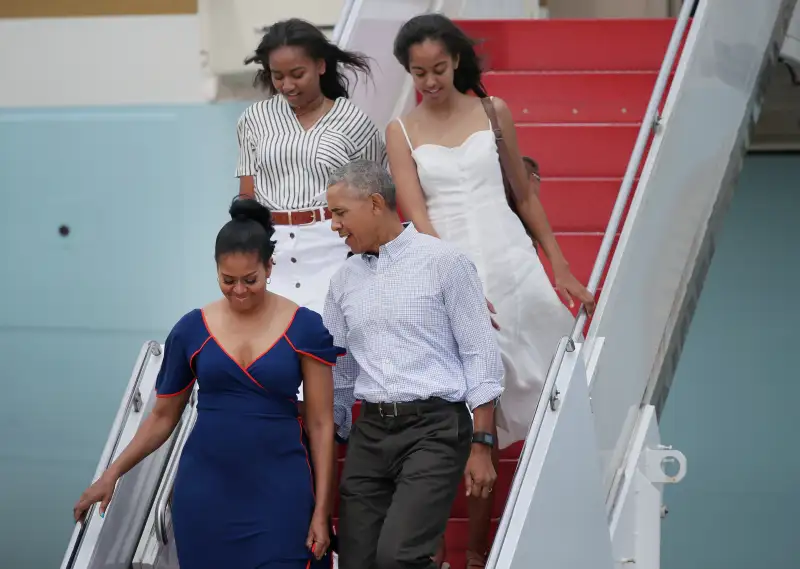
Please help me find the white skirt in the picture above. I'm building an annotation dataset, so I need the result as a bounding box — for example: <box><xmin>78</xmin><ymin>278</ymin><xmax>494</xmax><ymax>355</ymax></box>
<box><xmin>270</xmin><ymin>219</ymin><xmax>349</xmax><ymax>401</ymax></box>
<box><xmin>270</xmin><ymin>219</ymin><xmax>349</xmax><ymax>314</ymax></box>
<box><xmin>491</xmin><ymin>256</ymin><xmax>573</xmax><ymax>449</ymax></box>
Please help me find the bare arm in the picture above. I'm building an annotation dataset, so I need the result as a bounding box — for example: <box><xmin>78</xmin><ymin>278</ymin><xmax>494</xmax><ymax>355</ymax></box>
<box><xmin>493</xmin><ymin>98</ymin><xmax>595</xmax><ymax>311</ymax></box>
<box><xmin>301</xmin><ymin>357</ymin><xmax>335</xmax><ymax>522</ymax></box>
<box><xmin>385</xmin><ymin>120</ymin><xmax>439</xmax><ymax>237</ymax></box>
<box><xmin>236</xmin><ymin>111</ymin><xmax>257</xmax><ymax>199</ymax></box>
<box><xmin>471</xmin><ymin>403</ymin><xmax>496</xmax><ymax>438</ymax></box>
<box><xmin>73</xmin><ymin>391</ymin><xmax>190</xmax><ymax>521</ymax></box>
<box><xmin>493</xmin><ymin>97</ymin><xmax>567</xmax><ymax>269</ymax></box>
<box><xmin>106</xmin><ymin>393</ymin><xmax>189</xmax><ymax>480</ymax></box>
<box><xmin>239</xmin><ymin>176</ymin><xmax>255</xmax><ymax>199</ymax></box>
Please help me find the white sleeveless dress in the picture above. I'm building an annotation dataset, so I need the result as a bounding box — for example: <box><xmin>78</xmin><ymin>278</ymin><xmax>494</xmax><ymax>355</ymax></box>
<box><xmin>396</xmin><ymin>118</ymin><xmax>574</xmax><ymax>448</ymax></box>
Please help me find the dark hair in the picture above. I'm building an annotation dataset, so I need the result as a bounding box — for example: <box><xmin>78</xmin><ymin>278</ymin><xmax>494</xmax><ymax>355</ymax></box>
<box><xmin>214</xmin><ymin>197</ymin><xmax>276</xmax><ymax>265</ymax></box>
<box><xmin>393</xmin><ymin>13</ymin><xmax>487</xmax><ymax>98</ymax></box>
<box><xmin>522</xmin><ymin>156</ymin><xmax>539</xmax><ymax>173</ymax></box>
<box><xmin>245</xmin><ymin>18</ymin><xmax>372</xmax><ymax>100</ymax></box>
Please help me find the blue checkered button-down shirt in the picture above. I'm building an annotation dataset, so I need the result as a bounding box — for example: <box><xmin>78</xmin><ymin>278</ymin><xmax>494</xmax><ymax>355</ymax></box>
<box><xmin>323</xmin><ymin>224</ymin><xmax>505</xmax><ymax>440</ymax></box>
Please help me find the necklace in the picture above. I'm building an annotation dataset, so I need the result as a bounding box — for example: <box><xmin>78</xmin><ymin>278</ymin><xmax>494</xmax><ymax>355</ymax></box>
<box><xmin>293</xmin><ymin>96</ymin><xmax>327</xmax><ymax>118</ymax></box>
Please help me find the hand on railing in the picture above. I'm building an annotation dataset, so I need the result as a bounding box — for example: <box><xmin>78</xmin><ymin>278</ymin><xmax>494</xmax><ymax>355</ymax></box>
<box><xmin>553</xmin><ymin>264</ymin><xmax>596</xmax><ymax>316</ymax></box>
<box><xmin>73</xmin><ymin>472</ymin><xmax>118</xmax><ymax>523</ymax></box>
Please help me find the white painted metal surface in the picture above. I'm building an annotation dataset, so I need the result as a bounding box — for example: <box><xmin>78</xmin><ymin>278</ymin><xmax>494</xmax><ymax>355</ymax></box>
<box><xmin>608</xmin><ymin>406</ymin><xmax>686</xmax><ymax>568</ymax></box>
<box><xmin>490</xmin><ymin>344</ymin><xmax>616</xmax><ymax>569</ymax></box>
<box><xmin>59</xmin><ymin>342</ymin><xmax>169</xmax><ymax>569</ymax></box>
<box><xmin>132</xmin><ymin>392</ymin><xmax>197</xmax><ymax>569</ymax></box>
<box><xmin>780</xmin><ymin>3</ymin><xmax>800</xmax><ymax>64</ymax></box>
<box><xmin>460</xmin><ymin>0</ymin><xmax>533</xmax><ymax>18</ymax></box>
<box><xmin>586</xmin><ymin>0</ymin><xmax>797</xmax><ymax>506</ymax></box>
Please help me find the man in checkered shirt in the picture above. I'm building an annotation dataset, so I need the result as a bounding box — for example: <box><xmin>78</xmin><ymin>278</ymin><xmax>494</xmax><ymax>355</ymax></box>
<box><xmin>323</xmin><ymin>159</ymin><xmax>504</xmax><ymax>569</ymax></box>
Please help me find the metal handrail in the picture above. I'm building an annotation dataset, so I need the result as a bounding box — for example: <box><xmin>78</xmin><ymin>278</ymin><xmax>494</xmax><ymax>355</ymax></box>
<box><xmin>154</xmin><ymin>389</ymin><xmax>199</xmax><ymax>545</ymax></box>
<box><xmin>331</xmin><ymin>0</ymin><xmax>356</xmax><ymax>44</ymax></box>
<box><xmin>568</xmin><ymin>0</ymin><xmax>694</xmax><ymax>348</ymax></box>
<box><xmin>64</xmin><ymin>340</ymin><xmax>162</xmax><ymax>569</ymax></box>
<box><xmin>486</xmin><ymin>2</ymin><xmax>697</xmax><ymax>566</ymax></box>
<box><xmin>104</xmin><ymin>341</ymin><xmax>163</xmax><ymax>470</ymax></box>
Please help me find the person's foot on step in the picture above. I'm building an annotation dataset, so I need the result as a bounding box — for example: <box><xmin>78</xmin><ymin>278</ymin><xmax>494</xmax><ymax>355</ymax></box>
<box><xmin>465</xmin><ymin>549</ymin><xmax>487</xmax><ymax>569</ymax></box>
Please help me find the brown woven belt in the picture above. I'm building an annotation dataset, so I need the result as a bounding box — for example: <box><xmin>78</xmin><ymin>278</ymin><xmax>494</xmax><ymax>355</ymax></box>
<box><xmin>271</xmin><ymin>208</ymin><xmax>332</xmax><ymax>226</ymax></box>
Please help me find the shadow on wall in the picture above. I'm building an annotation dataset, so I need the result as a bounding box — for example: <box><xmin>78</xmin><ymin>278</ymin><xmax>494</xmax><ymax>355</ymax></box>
<box><xmin>660</xmin><ymin>153</ymin><xmax>800</xmax><ymax>569</ymax></box>
<box><xmin>0</xmin><ymin>101</ymin><xmax>249</xmax><ymax>568</ymax></box>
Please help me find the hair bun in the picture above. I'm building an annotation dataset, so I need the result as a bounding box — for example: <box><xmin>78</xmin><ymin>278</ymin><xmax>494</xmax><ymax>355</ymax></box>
<box><xmin>229</xmin><ymin>196</ymin><xmax>275</xmax><ymax>238</ymax></box>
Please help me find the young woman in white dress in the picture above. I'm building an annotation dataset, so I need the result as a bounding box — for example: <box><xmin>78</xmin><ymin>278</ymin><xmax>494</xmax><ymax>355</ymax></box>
<box><xmin>387</xmin><ymin>14</ymin><xmax>595</xmax><ymax>569</ymax></box>
<box><xmin>237</xmin><ymin>19</ymin><xmax>387</xmax><ymax>319</ymax></box>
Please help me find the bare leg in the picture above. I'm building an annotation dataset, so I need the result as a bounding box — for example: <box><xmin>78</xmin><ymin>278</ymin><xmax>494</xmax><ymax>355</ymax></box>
<box><xmin>432</xmin><ymin>534</ymin><xmax>447</xmax><ymax>567</ymax></box>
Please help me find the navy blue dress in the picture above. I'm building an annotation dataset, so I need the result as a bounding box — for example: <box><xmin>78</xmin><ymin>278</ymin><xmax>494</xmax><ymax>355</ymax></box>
<box><xmin>155</xmin><ymin>306</ymin><xmax>343</xmax><ymax>569</ymax></box>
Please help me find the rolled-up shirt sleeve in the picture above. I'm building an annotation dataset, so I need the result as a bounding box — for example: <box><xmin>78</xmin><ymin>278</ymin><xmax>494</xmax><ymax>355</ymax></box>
<box><xmin>323</xmin><ymin>283</ymin><xmax>359</xmax><ymax>440</ymax></box>
<box><xmin>440</xmin><ymin>252</ymin><xmax>504</xmax><ymax>410</ymax></box>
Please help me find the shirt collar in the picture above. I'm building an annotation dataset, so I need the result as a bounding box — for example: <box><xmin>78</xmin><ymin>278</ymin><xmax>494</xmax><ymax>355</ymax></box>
<box><xmin>361</xmin><ymin>222</ymin><xmax>415</xmax><ymax>261</ymax></box>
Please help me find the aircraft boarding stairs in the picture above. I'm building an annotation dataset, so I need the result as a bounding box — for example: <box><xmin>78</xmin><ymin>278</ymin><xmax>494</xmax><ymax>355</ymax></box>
<box><xmin>60</xmin><ymin>0</ymin><xmax>798</xmax><ymax>567</ymax></box>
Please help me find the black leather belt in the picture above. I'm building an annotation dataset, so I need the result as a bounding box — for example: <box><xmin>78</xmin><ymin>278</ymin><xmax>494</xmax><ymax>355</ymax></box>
<box><xmin>361</xmin><ymin>398</ymin><xmax>462</xmax><ymax>418</ymax></box>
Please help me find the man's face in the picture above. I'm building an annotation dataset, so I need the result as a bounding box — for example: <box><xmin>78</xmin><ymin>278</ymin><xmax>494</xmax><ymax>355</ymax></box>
<box><xmin>327</xmin><ymin>182</ymin><xmax>380</xmax><ymax>254</ymax></box>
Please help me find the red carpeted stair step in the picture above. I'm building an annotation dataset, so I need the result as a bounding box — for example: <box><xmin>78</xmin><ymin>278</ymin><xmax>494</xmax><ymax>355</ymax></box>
<box><xmin>484</xmin><ymin>71</ymin><xmax>662</xmax><ymax>124</ymax></box>
<box><xmin>456</xmin><ymin>19</ymin><xmax>679</xmax><ymax>71</ymax></box>
<box><xmin>516</xmin><ymin>124</ymin><xmax>645</xmax><ymax>178</ymax></box>
<box><xmin>540</xmin><ymin>178</ymin><xmax>633</xmax><ymax>233</ymax></box>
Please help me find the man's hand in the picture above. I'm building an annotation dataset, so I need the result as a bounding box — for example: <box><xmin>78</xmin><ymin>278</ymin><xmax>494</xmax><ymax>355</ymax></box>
<box><xmin>486</xmin><ymin>298</ymin><xmax>500</xmax><ymax>330</ymax></box>
<box><xmin>464</xmin><ymin>444</ymin><xmax>497</xmax><ymax>499</ymax></box>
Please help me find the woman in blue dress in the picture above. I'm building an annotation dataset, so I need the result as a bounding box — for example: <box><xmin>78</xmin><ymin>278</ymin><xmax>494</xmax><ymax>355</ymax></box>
<box><xmin>73</xmin><ymin>197</ymin><xmax>341</xmax><ymax>568</ymax></box>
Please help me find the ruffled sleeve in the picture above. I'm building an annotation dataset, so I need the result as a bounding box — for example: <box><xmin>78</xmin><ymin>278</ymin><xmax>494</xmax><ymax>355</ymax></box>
<box><xmin>286</xmin><ymin>307</ymin><xmax>347</xmax><ymax>366</ymax></box>
<box><xmin>155</xmin><ymin>310</ymin><xmax>200</xmax><ymax>398</ymax></box>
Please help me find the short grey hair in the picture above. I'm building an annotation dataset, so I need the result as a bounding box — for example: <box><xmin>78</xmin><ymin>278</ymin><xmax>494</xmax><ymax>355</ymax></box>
<box><xmin>327</xmin><ymin>159</ymin><xmax>397</xmax><ymax>210</ymax></box>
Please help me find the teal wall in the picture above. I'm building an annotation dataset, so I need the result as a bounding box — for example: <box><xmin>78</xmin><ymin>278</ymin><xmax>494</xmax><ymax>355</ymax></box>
<box><xmin>0</xmin><ymin>103</ymin><xmax>797</xmax><ymax>569</ymax></box>
<box><xmin>661</xmin><ymin>153</ymin><xmax>800</xmax><ymax>569</ymax></box>
<box><xmin>0</xmin><ymin>103</ymin><xmax>248</xmax><ymax>568</ymax></box>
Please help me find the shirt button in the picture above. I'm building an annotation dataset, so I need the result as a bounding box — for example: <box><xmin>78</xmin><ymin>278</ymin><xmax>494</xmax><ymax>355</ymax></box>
<box><xmin>291</xmin><ymin>257</ymin><xmax>297</xmax><ymax>263</ymax></box>
<box><xmin>295</xmin><ymin>283</ymin><xmax>301</xmax><ymax>288</ymax></box>
<box><xmin>289</xmin><ymin>232</ymin><xmax>295</xmax><ymax>239</ymax></box>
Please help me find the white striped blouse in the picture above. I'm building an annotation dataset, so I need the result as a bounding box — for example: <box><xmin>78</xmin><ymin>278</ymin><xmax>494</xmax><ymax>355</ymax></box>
<box><xmin>235</xmin><ymin>95</ymin><xmax>388</xmax><ymax>210</ymax></box>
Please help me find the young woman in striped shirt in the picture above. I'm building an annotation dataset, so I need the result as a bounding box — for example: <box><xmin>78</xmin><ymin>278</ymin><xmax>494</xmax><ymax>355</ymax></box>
<box><xmin>236</xmin><ymin>19</ymin><xmax>387</xmax><ymax>318</ymax></box>
<box><xmin>235</xmin><ymin>21</ymin><xmax>386</xmax><ymax>560</ymax></box>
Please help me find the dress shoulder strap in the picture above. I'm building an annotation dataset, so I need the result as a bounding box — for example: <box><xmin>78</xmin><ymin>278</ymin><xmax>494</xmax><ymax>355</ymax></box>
<box><xmin>395</xmin><ymin>118</ymin><xmax>414</xmax><ymax>150</ymax></box>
